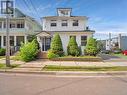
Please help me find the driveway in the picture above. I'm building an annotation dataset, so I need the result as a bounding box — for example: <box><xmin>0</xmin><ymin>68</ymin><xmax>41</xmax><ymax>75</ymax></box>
<box><xmin>98</xmin><ymin>54</ymin><xmax>127</xmax><ymax>62</ymax></box>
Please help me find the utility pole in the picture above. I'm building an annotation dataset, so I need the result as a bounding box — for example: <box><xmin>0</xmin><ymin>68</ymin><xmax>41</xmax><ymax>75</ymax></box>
<box><xmin>1</xmin><ymin>0</ymin><xmax>14</xmax><ymax>67</ymax></box>
<box><xmin>109</xmin><ymin>33</ymin><xmax>111</xmax><ymax>51</ymax></box>
<box><xmin>6</xmin><ymin>13</ymin><xmax>10</xmax><ymax>67</ymax></box>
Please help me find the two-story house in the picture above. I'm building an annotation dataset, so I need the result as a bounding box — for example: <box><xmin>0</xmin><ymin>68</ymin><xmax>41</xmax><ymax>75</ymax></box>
<box><xmin>0</xmin><ymin>8</ymin><xmax>42</xmax><ymax>51</ymax></box>
<box><xmin>37</xmin><ymin>8</ymin><xmax>95</xmax><ymax>55</ymax></box>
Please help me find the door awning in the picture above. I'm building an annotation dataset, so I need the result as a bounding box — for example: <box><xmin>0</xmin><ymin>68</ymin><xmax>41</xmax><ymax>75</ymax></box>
<box><xmin>37</xmin><ymin>32</ymin><xmax>51</xmax><ymax>37</ymax></box>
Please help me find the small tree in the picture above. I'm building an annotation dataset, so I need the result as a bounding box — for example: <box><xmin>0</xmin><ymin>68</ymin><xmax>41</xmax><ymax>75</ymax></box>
<box><xmin>67</xmin><ymin>37</ymin><xmax>80</xmax><ymax>56</ymax></box>
<box><xmin>50</xmin><ymin>33</ymin><xmax>64</xmax><ymax>56</ymax></box>
<box><xmin>20</xmin><ymin>39</ymin><xmax>39</xmax><ymax>62</ymax></box>
<box><xmin>85</xmin><ymin>37</ymin><xmax>98</xmax><ymax>56</ymax></box>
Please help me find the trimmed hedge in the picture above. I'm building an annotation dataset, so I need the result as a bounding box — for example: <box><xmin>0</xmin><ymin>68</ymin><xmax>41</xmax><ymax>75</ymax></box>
<box><xmin>47</xmin><ymin>50</ymin><xmax>59</xmax><ymax>59</ymax></box>
<box><xmin>67</xmin><ymin>36</ymin><xmax>80</xmax><ymax>56</ymax></box>
<box><xmin>85</xmin><ymin>37</ymin><xmax>98</xmax><ymax>56</ymax></box>
<box><xmin>50</xmin><ymin>33</ymin><xmax>64</xmax><ymax>56</ymax></box>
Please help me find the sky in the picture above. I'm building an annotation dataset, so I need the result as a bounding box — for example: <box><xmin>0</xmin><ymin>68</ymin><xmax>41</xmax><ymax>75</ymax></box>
<box><xmin>3</xmin><ymin>0</ymin><xmax>127</xmax><ymax>39</ymax></box>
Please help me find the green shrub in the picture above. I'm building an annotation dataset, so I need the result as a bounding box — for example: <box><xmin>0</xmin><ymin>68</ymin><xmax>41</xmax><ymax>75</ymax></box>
<box><xmin>85</xmin><ymin>37</ymin><xmax>98</xmax><ymax>56</ymax></box>
<box><xmin>47</xmin><ymin>50</ymin><xmax>59</xmax><ymax>59</ymax></box>
<box><xmin>19</xmin><ymin>39</ymin><xmax>39</xmax><ymax>62</ymax></box>
<box><xmin>50</xmin><ymin>33</ymin><xmax>64</xmax><ymax>56</ymax></box>
<box><xmin>0</xmin><ymin>48</ymin><xmax>6</xmax><ymax>56</ymax></box>
<box><xmin>67</xmin><ymin>37</ymin><xmax>80</xmax><ymax>56</ymax></box>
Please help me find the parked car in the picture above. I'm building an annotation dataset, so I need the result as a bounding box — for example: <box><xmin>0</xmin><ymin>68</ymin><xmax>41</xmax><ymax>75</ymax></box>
<box><xmin>122</xmin><ymin>50</ymin><xmax>127</xmax><ymax>55</ymax></box>
<box><xmin>100</xmin><ymin>50</ymin><xmax>110</xmax><ymax>54</ymax></box>
<box><xmin>112</xmin><ymin>49</ymin><xmax>122</xmax><ymax>54</ymax></box>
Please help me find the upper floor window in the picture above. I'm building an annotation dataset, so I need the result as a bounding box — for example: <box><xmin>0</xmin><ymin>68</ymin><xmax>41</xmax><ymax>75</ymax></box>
<box><xmin>61</xmin><ymin>20</ymin><xmax>68</xmax><ymax>26</ymax></box>
<box><xmin>10</xmin><ymin>22</ymin><xmax>15</xmax><ymax>28</ymax></box>
<box><xmin>73</xmin><ymin>20</ymin><xmax>78</xmax><ymax>26</ymax></box>
<box><xmin>50</xmin><ymin>20</ymin><xmax>57</xmax><ymax>27</ymax></box>
<box><xmin>81</xmin><ymin>36</ymin><xmax>87</xmax><ymax>46</ymax></box>
<box><xmin>17</xmin><ymin>21</ymin><xmax>24</xmax><ymax>28</ymax></box>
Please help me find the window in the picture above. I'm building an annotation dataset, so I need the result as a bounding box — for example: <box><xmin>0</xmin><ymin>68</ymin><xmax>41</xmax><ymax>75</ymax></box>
<box><xmin>3</xmin><ymin>36</ymin><xmax>14</xmax><ymax>46</ymax></box>
<box><xmin>81</xmin><ymin>36</ymin><xmax>87</xmax><ymax>46</ymax></box>
<box><xmin>16</xmin><ymin>36</ymin><xmax>24</xmax><ymax>46</ymax></box>
<box><xmin>50</xmin><ymin>20</ymin><xmax>57</xmax><ymax>27</ymax></box>
<box><xmin>0</xmin><ymin>22</ymin><xmax>2</xmax><ymax>28</ymax></box>
<box><xmin>10</xmin><ymin>22</ymin><xmax>15</xmax><ymax>28</ymax></box>
<box><xmin>60</xmin><ymin>11</ymin><xmax>68</xmax><ymax>16</ymax></box>
<box><xmin>70</xmin><ymin>36</ymin><xmax>76</xmax><ymax>40</ymax></box>
<box><xmin>73</xmin><ymin>20</ymin><xmax>78</xmax><ymax>26</ymax></box>
<box><xmin>62</xmin><ymin>20</ymin><xmax>68</xmax><ymax>26</ymax></box>
<box><xmin>16</xmin><ymin>20</ymin><xmax>24</xmax><ymax>28</ymax></box>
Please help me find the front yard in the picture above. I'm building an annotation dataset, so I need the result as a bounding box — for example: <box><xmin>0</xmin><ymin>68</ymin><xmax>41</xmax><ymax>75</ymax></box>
<box><xmin>43</xmin><ymin>65</ymin><xmax>127</xmax><ymax>71</ymax></box>
<box><xmin>0</xmin><ymin>64</ymin><xmax>20</xmax><ymax>69</ymax></box>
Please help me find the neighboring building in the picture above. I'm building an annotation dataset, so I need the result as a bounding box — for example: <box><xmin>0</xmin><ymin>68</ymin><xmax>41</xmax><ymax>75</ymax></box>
<box><xmin>37</xmin><ymin>8</ymin><xmax>95</xmax><ymax>55</ymax></box>
<box><xmin>0</xmin><ymin>8</ymin><xmax>42</xmax><ymax>51</ymax></box>
<box><xmin>105</xmin><ymin>34</ymin><xmax>127</xmax><ymax>50</ymax></box>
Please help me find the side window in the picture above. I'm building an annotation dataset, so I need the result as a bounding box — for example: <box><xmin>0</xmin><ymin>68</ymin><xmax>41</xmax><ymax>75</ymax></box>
<box><xmin>81</xmin><ymin>36</ymin><xmax>87</xmax><ymax>46</ymax></box>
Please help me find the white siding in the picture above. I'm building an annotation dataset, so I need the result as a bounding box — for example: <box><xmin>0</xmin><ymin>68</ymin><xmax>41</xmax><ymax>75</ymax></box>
<box><xmin>43</xmin><ymin>18</ymin><xmax>87</xmax><ymax>31</ymax></box>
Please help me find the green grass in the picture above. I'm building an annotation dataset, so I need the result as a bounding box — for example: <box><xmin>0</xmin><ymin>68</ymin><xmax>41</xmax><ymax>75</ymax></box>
<box><xmin>0</xmin><ymin>64</ymin><xmax>20</xmax><ymax>69</ymax></box>
<box><xmin>113</xmin><ymin>54</ymin><xmax>127</xmax><ymax>59</ymax></box>
<box><xmin>0</xmin><ymin>56</ymin><xmax>5</xmax><ymax>59</ymax></box>
<box><xmin>43</xmin><ymin>65</ymin><xmax>127</xmax><ymax>71</ymax></box>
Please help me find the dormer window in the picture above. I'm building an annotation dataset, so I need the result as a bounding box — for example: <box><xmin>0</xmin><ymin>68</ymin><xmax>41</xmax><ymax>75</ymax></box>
<box><xmin>57</xmin><ymin>8</ymin><xmax>71</xmax><ymax>17</ymax></box>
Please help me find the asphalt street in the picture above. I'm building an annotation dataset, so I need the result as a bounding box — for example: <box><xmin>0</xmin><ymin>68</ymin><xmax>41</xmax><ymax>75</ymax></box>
<box><xmin>0</xmin><ymin>73</ymin><xmax>127</xmax><ymax>95</ymax></box>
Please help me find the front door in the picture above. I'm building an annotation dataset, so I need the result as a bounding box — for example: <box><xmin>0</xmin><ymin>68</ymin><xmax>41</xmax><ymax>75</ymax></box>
<box><xmin>41</xmin><ymin>37</ymin><xmax>51</xmax><ymax>51</ymax></box>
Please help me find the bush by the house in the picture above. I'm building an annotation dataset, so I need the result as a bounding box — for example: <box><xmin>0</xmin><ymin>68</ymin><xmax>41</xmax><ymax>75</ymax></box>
<box><xmin>19</xmin><ymin>39</ymin><xmax>39</xmax><ymax>62</ymax></box>
<box><xmin>47</xmin><ymin>50</ymin><xmax>59</xmax><ymax>59</ymax></box>
<box><xmin>0</xmin><ymin>48</ymin><xmax>6</xmax><ymax>56</ymax></box>
<box><xmin>67</xmin><ymin>37</ymin><xmax>80</xmax><ymax>56</ymax></box>
<box><xmin>27</xmin><ymin>35</ymin><xmax>40</xmax><ymax>49</ymax></box>
<box><xmin>50</xmin><ymin>33</ymin><xmax>64</xmax><ymax>56</ymax></box>
<box><xmin>85</xmin><ymin>37</ymin><xmax>98</xmax><ymax>56</ymax></box>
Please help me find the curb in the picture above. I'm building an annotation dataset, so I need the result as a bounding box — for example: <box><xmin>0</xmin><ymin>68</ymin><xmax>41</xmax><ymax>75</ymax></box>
<box><xmin>0</xmin><ymin>70</ymin><xmax>127</xmax><ymax>76</ymax></box>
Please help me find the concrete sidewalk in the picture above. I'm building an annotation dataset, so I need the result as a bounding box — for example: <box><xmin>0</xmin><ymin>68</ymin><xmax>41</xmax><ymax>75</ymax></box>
<box><xmin>0</xmin><ymin>59</ymin><xmax>127</xmax><ymax>75</ymax></box>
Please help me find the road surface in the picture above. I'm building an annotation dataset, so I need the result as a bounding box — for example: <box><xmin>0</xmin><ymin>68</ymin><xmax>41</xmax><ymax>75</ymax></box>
<box><xmin>0</xmin><ymin>73</ymin><xmax>127</xmax><ymax>95</ymax></box>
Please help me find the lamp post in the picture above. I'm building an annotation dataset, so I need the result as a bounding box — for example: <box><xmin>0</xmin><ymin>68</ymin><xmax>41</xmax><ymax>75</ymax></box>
<box><xmin>1</xmin><ymin>0</ymin><xmax>14</xmax><ymax>67</ymax></box>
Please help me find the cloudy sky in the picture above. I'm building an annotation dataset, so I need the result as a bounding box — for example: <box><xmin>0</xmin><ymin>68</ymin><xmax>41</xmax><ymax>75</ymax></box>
<box><xmin>8</xmin><ymin>0</ymin><xmax>127</xmax><ymax>39</ymax></box>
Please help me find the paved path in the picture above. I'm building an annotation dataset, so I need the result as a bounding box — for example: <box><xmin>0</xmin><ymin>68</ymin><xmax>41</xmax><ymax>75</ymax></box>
<box><xmin>0</xmin><ymin>73</ymin><xmax>127</xmax><ymax>95</ymax></box>
<box><xmin>0</xmin><ymin>58</ymin><xmax>127</xmax><ymax>72</ymax></box>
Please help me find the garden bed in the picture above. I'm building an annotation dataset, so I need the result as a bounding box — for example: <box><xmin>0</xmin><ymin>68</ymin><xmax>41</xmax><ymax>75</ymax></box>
<box><xmin>50</xmin><ymin>56</ymin><xmax>102</xmax><ymax>62</ymax></box>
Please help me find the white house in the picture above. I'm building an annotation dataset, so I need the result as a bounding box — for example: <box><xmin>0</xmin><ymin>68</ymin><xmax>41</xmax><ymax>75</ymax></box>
<box><xmin>37</xmin><ymin>8</ymin><xmax>95</xmax><ymax>55</ymax></box>
<box><xmin>0</xmin><ymin>8</ymin><xmax>42</xmax><ymax>52</ymax></box>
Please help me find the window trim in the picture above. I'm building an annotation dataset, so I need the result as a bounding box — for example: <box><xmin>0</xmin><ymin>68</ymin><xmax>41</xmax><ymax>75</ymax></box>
<box><xmin>73</xmin><ymin>20</ymin><xmax>79</xmax><ymax>26</ymax></box>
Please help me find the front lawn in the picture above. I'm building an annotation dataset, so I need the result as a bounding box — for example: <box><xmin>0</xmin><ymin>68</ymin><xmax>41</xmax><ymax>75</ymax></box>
<box><xmin>0</xmin><ymin>64</ymin><xmax>20</xmax><ymax>69</ymax></box>
<box><xmin>43</xmin><ymin>65</ymin><xmax>127</xmax><ymax>71</ymax></box>
<box><xmin>0</xmin><ymin>56</ymin><xmax>5</xmax><ymax>59</ymax></box>
<box><xmin>113</xmin><ymin>54</ymin><xmax>127</xmax><ymax>59</ymax></box>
